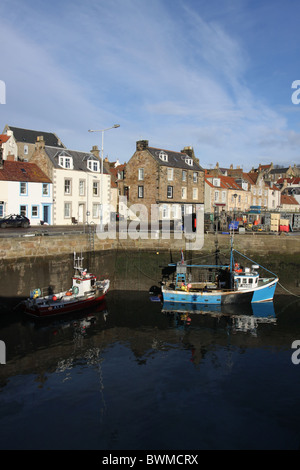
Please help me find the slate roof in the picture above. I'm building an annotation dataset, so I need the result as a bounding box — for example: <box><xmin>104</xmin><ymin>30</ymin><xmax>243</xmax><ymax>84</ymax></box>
<box><xmin>44</xmin><ymin>146</ymin><xmax>110</xmax><ymax>174</ymax></box>
<box><xmin>147</xmin><ymin>147</ymin><xmax>204</xmax><ymax>171</ymax></box>
<box><xmin>6</xmin><ymin>126</ymin><xmax>65</xmax><ymax>148</ymax></box>
<box><xmin>0</xmin><ymin>161</ymin><xmax>52</xmax><ymax>183</ymax></box>
<box><xmin>269</xmin><ymin>167</ymin><xmax>291</xmax><ymax>174</ymax></box>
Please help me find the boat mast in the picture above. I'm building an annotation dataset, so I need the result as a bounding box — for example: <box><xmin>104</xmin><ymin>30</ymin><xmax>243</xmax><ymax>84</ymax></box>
<box><xmin>229</xmin><ymin>231</ymin><xmax>235</xmax><ymax>289</ymax></box>
<box><xmin>214</xmin><ymin>233</ymin><xmax>220</xmax><ymax>266</ymax></box>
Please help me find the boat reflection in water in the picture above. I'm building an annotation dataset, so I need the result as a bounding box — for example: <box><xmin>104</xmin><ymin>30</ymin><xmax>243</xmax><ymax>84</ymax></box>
<box><xmin>27</xmin><ymin>300</ymin><xmax>109</xmax><ymax>333</ymax></box>
<box><xmin>161</xmin><ymin>300</ymin><xmax>276</xmax><ymax>336</ymax></box>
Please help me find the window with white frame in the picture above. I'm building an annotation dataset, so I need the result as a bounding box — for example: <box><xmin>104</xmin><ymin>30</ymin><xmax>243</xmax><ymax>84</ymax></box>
<box><xmin>79</xmin><ymin>180</ymin><xmax>85</xmax><ymax>196</ymax></box>
<box><xmin>93</xmin><ymin>181</ymin><xmax>99</xmax><ymax>196</ymax></box>
<box><xmin>182</xmin><ymin>187</ymin><xmax>187</xmax><ymax>199</ymax></box>
<box><xmin>0</xmin><ymin>204</ymin><xmax>4</xmax><ymax>218</ymax></box>
<box><xmin>193</xmin><ymin>172</ymin><xmax>198</xmax><ymax>183</ymax></box>
<box><xmin>167</xmin><ymin>186</ymin><xmax>173</xmax><ymax>199</ymax></box>
<box><xmin>182</xmin><ymin>170</ymin><xmax>187</xmax><ymax>182</ymax></box>
<box><xmin>167</xmin><ymin>168</ymin><xmax>174</xmax><ymax>181</ymax></box>
<box><xmin>20</xmin><ymin>182</ymin><xmax>27</xmax><ymax>195</ymax></box>
<box><xmin>64</xmin><ymin>202</ymin><xmax>71</xmax><ymax>218</ymax></box>
<box><xmin>93</xmin><ymin>203</ymin><xmax>100</xmax><ymax>218</ymax></box>
<box><xmin>64</xmin><ymin>179</ymin><xmax>72</xmax><ymax>195</ymax></box>
<box><xmin>31</xmin><ymin>205</ymin><xmax>38</xmax><ymax>218</ymax></box>
<box><xmin>20</xmin><ymin>205</ymin><xmax>27</xmax><ymax>216</ymax></box>
<box><xmin>193</xmin><ymin>188</ymin><xmax>198</xmax><ymax>200</ymax></box>
<box><xmin>138</xmin><ymin>168</ymin><xmax>144</xmax><ymax>181</ymax></box>
<box><xmin>138</xmin><ymin>186</ymin><xmax>144</xmax><ymax>198</ymax></box>
<box><xmin>214</xmin><ymin>191</ymin><xmax>219</xmax><ymax>202</ymax></box>
<box><xmin>42</xmin><ymin>183</ymin><xmax>49</xmax><ymax>196</ymax></box>
<box><xmin>185</xmin><ymin>158</ymin><xmax>193</xmax><ymax>166</ymax></box>
<box><xmin>159</xmin><ymin>151</ymin><xmax>168</xmax><ymax>162</ymax></box>
<box><xmin>222</xmin><ymin>191</ymin><xmax>226</xmax><ymax>202</ymax></box>
<box><xmin>87</xmin><ymin>158</ymin><xmax>99</xmax><ymax>172</ymax></box>
<box><xmin>59</xmin><ymin>155</ymin><xmax>73</xmax><ymax>169</ymax></box>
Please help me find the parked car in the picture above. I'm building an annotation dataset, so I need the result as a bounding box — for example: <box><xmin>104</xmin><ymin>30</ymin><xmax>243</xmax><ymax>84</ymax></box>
<box><xmin>0</xmin><ymin>214</ymin><xmax>30</xmax><ymax>229</ymax></box>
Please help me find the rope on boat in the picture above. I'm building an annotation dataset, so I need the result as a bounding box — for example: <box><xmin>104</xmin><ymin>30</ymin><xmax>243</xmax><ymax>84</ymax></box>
<box><xmin>233</xmin><ymin>249</ymin><xmax>300</xmax><ymax>298</ymax></box>
<box><xmin>233</xmin><ymin>249</ymin><xmax>278</xmax><ymax>278</ymax></box>
<box><xmin>278</xmin><ymin>282</ymin><xmax>300</xmax><ymax>298</ymax></box>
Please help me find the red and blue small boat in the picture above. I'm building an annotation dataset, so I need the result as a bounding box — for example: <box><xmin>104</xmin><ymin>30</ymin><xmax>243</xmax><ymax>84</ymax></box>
<box><xmin>24</xmin><ymin>253</ymin><xmax>110</xmax><ymax>317</ymax></box>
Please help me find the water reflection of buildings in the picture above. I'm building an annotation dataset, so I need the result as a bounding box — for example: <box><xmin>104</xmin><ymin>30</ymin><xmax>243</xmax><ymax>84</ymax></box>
<box><xmin>0</xmin><ymin>293</ymin><xmax>278</xmax><ymax>390</ymax></box>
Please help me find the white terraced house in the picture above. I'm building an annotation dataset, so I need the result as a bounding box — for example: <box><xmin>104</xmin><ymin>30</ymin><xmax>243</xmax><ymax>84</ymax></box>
<box><xmin>0</xmin><ymin>160</ymin><xmax>53</xmax><ymax>225</ymax></box>
<box><xmin>31</xmin><ymin>136</ymin><xmax>111</xmax><ymax>225</ymax></box>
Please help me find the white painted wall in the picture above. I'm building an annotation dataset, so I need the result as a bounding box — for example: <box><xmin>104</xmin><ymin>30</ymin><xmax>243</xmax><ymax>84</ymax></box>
<box><xmin>0</xmin><ymin>180</ymin><xmax>53</xmax><ymax>225</ymax></box>
<box><xmin>1</xmin><ymin>131</ymin><xmax>18</xmax><ymax>160</ymax></box>
<box><xmin>53</xmin><ymin>168</ymin><xmax>111</xmax><ymax>225</ymax></box>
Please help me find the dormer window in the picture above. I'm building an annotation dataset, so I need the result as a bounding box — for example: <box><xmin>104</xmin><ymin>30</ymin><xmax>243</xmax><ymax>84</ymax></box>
<box><xmin>58</xmin><ymin>152</ymin><xmax>73</xmax><ymax>169</ymax></box>
<box><xmin>185</xmin><ymin>158</ymin><xmax>193</xmax><ymax>166</ymax></box>
<box><xmin>159</xmin><ymin>151</ymin><xmax>168</xmax><ymax>162</ymax></box>
<box><xmin>87</xmin><ymin>157</ymin><xmax>100</xmax><ymax>172</ymax></box>
<box><xmin>213</xmin><ymin>178</ymin><xmax>221</xmax><ymax>187</ymax></box>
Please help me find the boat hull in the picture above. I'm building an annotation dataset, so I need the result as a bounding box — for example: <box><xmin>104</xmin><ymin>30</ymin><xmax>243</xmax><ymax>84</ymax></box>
<box><xmin>162</xmin><ymin>278</ymin><xmax>278</xmax><ymax>305</ymax></box>
<box><xmin>24</xmin><ymin>292</ymin><xmax>107</xmax><ymax>318</ymax></box>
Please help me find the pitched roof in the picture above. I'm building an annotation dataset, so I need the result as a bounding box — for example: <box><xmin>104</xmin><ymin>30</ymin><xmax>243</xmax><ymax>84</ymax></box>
<box><xmin>147</xmin><ymin>147</ymin><xmax>203</xmax><ymax>171</ymax></box>
<box><xmin>277</xmin><ymin>177</ymin><xmax>300</xmax><ymax>185</ymax></box>
<box><xmin>205</xmin><ymin>175</ymin><xmax>242</xmax><ymax>190</ymax></box>
<box><xmin>6</xmin><ymin>126</ymin><xmax>65</xmax><ymax>147</ymax></box>
<box><xmin>269</xmin><ymin>167</ymin><xmax>290</xmax><ymax>174</ymax></box>
<box><xmin>0</xmin><ymin>134</ymin><xmax>10</xmax><ymax>145</ymax></box>
<box><xmin>109</xmin><ymin>164</ymin><xmax>126</xmax><ymax>188</ymax></box>
<box><xmin>0</xmin><ymin>161</ymin><xmax>52</xmax><ymax>183</ymax></box>
<box><xmin>281</xmin><ymin>194</ymin><xmax>299</xmax><ymax>205</ymax></box>
<box><xmin>44</xmin><ymin>146</ymin><xmax>110</xmax><ymax>174</ymax></box>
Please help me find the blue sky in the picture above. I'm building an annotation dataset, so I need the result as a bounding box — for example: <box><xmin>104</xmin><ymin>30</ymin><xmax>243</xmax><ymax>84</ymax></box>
<box><xmin>1</xmin><ymin>0</ymin><xmax>300</xmax><ymax>170</ymax></box>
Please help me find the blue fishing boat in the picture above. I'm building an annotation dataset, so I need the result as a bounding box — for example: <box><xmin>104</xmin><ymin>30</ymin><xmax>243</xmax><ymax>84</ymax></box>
<box><xmin>158</xmin><ymin>238</ymin><xmax>278</xmax><ymax>305</ymax></box>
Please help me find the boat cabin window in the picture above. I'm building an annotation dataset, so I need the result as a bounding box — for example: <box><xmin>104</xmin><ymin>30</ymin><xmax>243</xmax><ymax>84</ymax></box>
<box><xmin>237</xmin><ymin>276</ymin><xmax>257</xmax><ymax>285</ymax></box>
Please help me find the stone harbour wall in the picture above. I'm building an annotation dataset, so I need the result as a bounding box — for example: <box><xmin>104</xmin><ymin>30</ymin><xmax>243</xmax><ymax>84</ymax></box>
<box><xmin>0</xmin><ymin>231</ymin><xmax>299</xmax><ymax>261</ymax></box>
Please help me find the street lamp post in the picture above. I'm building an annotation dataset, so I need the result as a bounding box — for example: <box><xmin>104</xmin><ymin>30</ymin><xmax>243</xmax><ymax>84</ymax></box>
<box><xmin>233</xmin><ymin>193</ymin><xmax>238</xmax><ymax>220</ymax></box>
<box><xmin>88</xmin><ymin>124</ymin><xmax>120</xmax><ymax>231</ymax></box>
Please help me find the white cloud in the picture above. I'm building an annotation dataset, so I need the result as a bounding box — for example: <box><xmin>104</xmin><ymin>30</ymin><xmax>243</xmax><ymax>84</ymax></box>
<box><xmin>0</xmin><ymin>0</ymin><xmax>299</xmax><ymax>168</ymax></box>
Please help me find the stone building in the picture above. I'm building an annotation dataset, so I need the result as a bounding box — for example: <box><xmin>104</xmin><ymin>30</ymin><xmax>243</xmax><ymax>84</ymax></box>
<box><xmin>120</xmin><ymin>140</ymin><xmax>204</xmax><ymax>222</ymax></box>
<box><xmin>2</xmin><ymin>125</ymin><xmax>65</xmax><ymax>162</ymax></box>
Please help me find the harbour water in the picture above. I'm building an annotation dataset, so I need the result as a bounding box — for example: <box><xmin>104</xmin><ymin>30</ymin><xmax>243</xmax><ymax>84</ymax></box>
<box><xmin>0</xmin><ymin>252</ymin><xmax>300</xmax><ymax>450</ymax></box>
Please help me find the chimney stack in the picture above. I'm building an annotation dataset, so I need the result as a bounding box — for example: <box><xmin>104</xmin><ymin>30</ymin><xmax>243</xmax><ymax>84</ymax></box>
<box><xmin>35</xmin><ymin>136</ymin><xmax>45</xmax><ymax>150</ymax></box>
<box><xmin>91</xmin><ymin>145</ymin><xmax>100</xmax><ymax>158</ymax></box>
<box><xmin>136</xmin><ymin>140</ymin><xmax>149</xmax><ymax>151</ymax></box>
